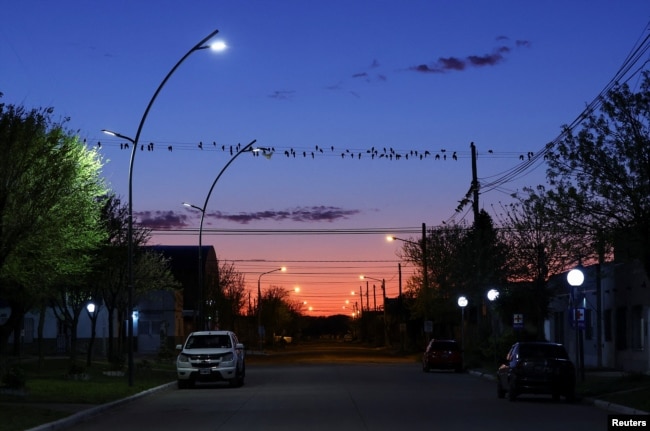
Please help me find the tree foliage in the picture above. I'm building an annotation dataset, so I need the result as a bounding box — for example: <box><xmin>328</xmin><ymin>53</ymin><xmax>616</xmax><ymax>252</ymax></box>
<box><xmin>0</xmin><ymin>100</ymin><xmax>107</xmax><ymax>354</ymax></box>
<box><xmin>544</xmin><ymin>70</ymin><xmax>650</xmax><ymax>276</ymax></box>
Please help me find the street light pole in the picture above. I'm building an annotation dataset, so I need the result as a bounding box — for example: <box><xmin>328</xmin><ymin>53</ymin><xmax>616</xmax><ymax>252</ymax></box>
<box><xmin>487</xmin><ymin>288</ymin><xmax>499</xmax><ymax>365</ymax></box>
<box><xmin>387</xmin><ymin>222</ymin><xmax>428</xmax><ymax>337</ymax></box>
<box><xmin>567</xmin><ymin>266</ymin><xmax>585</xmax><ymax>382</ymax></box>
<box><xmin>257</xmin><ymin>267</ymin><xmax>286</xmax><ymax>351</ymax></box>
<box><xmin>457</xmin><ymin>296</ymin><xmax>468</xmax><ymax>369</ymax></box>
<box><xmin>360</xmin><ymin>275</ymin><xmax>388</xmax><ymax>346</ymax></box>
<box><xmin>183</xmin><ymin>139</ymin><xmax>260</xmax><ymax>331</ymax></box>
<box><xmin>101</xmin><ymin>28</ymin><xmax>224</xmax><ymax>386</ymax></box>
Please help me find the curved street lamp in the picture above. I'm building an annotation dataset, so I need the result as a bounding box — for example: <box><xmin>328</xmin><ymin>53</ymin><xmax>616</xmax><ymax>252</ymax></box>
<box><xmin>387</xmin><ymin>222</ymin><xmax>429</xmax><ymax>339</ymax></box>
<box><xmin>360</xmin><ymin>275</ymin><xmax>389</xmax><ymax>346</ymax></box>
<box><xmin>183</xmin><ymin>139</ymin><xmax>264</xmax><ymax>331</ymax></box>
<box><xmin>101</xmin><ymin>28</ymin><xmax>225</xmax><ymax>386</ymax></box>
<box><xmin>257</xmin><ymin>267</ymin><xmax>286</xmax><ymax>350</ymax></box>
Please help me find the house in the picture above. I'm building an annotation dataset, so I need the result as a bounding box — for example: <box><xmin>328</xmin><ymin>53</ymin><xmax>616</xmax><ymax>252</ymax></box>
<box><xmin>547</xmin><ymin>259</ymin><xmax>649</xmax><ymax>373</ymax></box>
<box><xmin>7</xmin><ymin>245</ymin><xmax>216</xmax><ymax>356</ymax></box>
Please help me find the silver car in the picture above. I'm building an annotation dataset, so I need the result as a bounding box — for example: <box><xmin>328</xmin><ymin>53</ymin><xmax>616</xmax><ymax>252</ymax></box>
<box><xmin>176</xmin><ymin>330</ymin><xmax>245</xmax><ymax>388</ymax></box>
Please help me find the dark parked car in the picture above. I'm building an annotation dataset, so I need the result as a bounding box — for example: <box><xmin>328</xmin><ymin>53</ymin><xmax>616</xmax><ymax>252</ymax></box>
<box><xmin>497</xmin><ymin>341</ymin><xmax>576</xmax><ymax>402</ymax></box>
<box><xmin>422</xmin><ymin>339</ymin><xmax>463</xmax><ymax>373</ymax></box>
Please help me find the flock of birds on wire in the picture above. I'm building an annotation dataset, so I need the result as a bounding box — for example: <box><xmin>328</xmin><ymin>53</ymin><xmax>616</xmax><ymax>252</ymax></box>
<box><xmin>91</xmin><ymin>139</ymin><xmax>536</xmax><ymax>162</ymax></box>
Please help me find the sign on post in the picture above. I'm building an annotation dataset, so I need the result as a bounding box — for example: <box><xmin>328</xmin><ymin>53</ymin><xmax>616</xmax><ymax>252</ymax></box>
<box><xmin>513</xmin><ymin>314</ymin><xmax>524</xmax><ymax>329</ymax></box>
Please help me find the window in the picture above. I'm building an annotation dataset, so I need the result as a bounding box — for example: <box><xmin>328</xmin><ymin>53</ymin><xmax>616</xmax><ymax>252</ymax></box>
<box><xmin>604</xmin><ymin>309</ymin><xmax>612</xmax><ymax>342</ymax></box>
<box><xmin>616</xmin><ymin>307</ymin><xmax>627</xmax><ymax>350</ymax></box>
<box><xmin>553</xmin><ymin>311</ymin><xmax>564</xmax><ymax>343</ymax></box>
<box><xmin>584</xmin><ymin>309</ymin><xmax>593</xmax><ymax>341</ymax></box>
<box><xmin>631</xmin><ymin>305</ymin><xmax>645</xmax><ymax>351</ymax></box>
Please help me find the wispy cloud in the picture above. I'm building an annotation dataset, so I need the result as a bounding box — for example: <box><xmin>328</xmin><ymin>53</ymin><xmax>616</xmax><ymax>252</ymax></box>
<box><xmin>408</xmin><ymin>36</ymin><xmax>530</xmax><ymax>74</ymax></box>
<box><xmin>136</xmin><ymin>210</ymin><xmax>190</xmax><ymax>229</ymax></box>
<box><xmin>268</xmin><ymin>90</ymin><xmax>296</xmax><ymax>100</ymax></box>
<box><xmin>209</xmin><ymin>206</ymin><xmax>361</xmax><ymax>224</ymax></box>
<box><xmin>137</xmin><ymin>206</ymin><xmax>363</xmax><ymax>229</ymax></box>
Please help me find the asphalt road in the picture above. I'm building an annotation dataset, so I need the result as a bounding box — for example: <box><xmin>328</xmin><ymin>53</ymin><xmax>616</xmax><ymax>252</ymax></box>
<box><xmin>57</xmin><ymin>361</ymin><xmax>613</xmax><ymax>431</ymax></box>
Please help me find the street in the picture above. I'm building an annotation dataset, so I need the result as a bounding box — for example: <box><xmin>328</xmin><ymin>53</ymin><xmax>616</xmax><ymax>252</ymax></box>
<box><xmin>62</xmin><ymin>361</ymin><xmax>612</xmax><ymax>430</ymax></box>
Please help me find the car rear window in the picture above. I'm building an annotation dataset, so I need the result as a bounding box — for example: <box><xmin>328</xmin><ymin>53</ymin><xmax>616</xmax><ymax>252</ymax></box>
<box><xmin>185</xmin><ymin>335</ymin><xmax>232</xmax><ymax>349</ymax></box>
<box><xmin>518</xmin><ymin>344</ymin><xmax>568</xmax><ymax>359</ymax></box>
<box><xmin>430</xmin><ymin>341</ymin><xmax>458</xmax><ymax>351</ymax></box>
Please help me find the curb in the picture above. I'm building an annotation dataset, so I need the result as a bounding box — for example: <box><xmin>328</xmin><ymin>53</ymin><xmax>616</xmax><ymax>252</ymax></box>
<box><xmin>25</xmin><ymin>382</ymin><xmax>176</xmax><ymax>431</ymax></box>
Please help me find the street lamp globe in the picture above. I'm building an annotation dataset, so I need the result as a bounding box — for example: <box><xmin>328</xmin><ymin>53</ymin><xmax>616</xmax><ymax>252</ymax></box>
<box><xmin>457</xmin><ymin>296</ymin><xmax>468</xmax><ymax>308</ymax></box>
<box><xmin>487</xmin><ymin>289</ymin><xmax>499</xmax><ymax>302</ymax></box>
<box><xmin>567</xmin><ymin>268</ymin><xmax>585</xmax><ymax>287</ymax></box>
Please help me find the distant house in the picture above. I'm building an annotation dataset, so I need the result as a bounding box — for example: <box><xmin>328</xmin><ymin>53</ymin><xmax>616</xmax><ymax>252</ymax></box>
<box><xmin>547</xmin><ymin>259</ymin><xmax>649</xmax><ymax>373</ymax></box>
<box><xmin>8</xmin><ymin>245</ymin><xmax>216</xmax><ymax>356</ymax></box>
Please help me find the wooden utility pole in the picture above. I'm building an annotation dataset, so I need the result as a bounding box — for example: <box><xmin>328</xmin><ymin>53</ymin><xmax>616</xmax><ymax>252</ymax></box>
<box><xmin>470</xmin><ymin>142</ymin><xmax>479</xmax><ymax>222</ymax></box>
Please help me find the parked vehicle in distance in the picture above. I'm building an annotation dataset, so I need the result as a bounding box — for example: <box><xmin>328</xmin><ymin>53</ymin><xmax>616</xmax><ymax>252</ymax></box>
<box><xmin>497</xmin><ymin>341</ymin><xmax>576</xmax><ymax>402</ymax></box>
<box><xmin>176</xmin><ymin>330</ymin><xmax>245</xmax><ymax>389</ymax></box>
<box><xmin>422</xmin><ymin>339</ymin><xmax>463</xmax><ymax>373</ymax></box>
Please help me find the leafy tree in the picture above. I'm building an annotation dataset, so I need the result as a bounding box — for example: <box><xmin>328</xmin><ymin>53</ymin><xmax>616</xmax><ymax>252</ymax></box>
<box><xmin>90</xmin><ymin>194</ymin><xmax>178</xmax><ymax>362</ymax></box>
<box><xmin>544</xmin><ymin>70</ymin><xmax>650</xmax><ymax>277</ymax></box>
<box><xmin>494</xmin><ymin>189</ymin><xmax>590</xmax><ymax>339</ymax></box>
<box><xmin>0</xmin><ymin>100</ymin><xmax>106</xmax><ymax>355</ymax></box>
<box><xmin>260</xmin><ymin>286</ymin><xmax>300</xmax><ymax>344</ymax></box>
<box><xmin>206</xmin><ymin>260</ymin><xmax>246</xmax><ymax>330</ymax></box>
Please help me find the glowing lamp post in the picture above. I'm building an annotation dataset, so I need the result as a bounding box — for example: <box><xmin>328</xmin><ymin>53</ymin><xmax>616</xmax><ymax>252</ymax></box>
<box><xmin>457</xmin><ymin>296</ymin><xmax>468</xmax><ymax>368</ymax></box>
<box><xmin>182</xmin><ymin>140</ymin><xmax>262</xmax><ymax>331</ymax></box>
<box><xmin>487</xmin><ymin>288</ymin><xmax>499</xmax><ymax>364</ymax></box>
<box><xmin>360</xmin><ymin>275</ymin><xmax>389</xmax><ymax>346</ymax></box>
<box><xmin>257</xmin><ymin>267</ymin><xmax>286</xmax><ymax>351</ymax></box>
<box><xmin>102</xmin><ymin>29</ymin><xmax>226</xmax><ymax>386</ymax></box>
<box><xmin>567</xmin><ymin>266</ymin><xmax>585</xmax><ymax>381</ymax></box>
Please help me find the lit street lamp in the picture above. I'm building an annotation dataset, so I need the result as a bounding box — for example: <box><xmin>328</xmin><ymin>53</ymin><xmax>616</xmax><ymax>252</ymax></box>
<box><xmin>387</xmin><ymin>222</ymin><xmax>429</xmax><ymax>338</ymax></box>
<box><xmin>360</xmin><ymin>275</ymin><xmax>389</xmax><ymax>346</ymax></box>
<box><xmin>257</xmin><ymin>267</ymin><xmax>286</xmax><ymax>350</ymax></box>
<box><xmin>457</xmin><ymin>296</ymin><xmax>468</xmax><ymax>368</ymax></box>
<box><xmin>487</xmin><ymin>288</ymin><xmax>499</xmax><ymax>365</ymax></box>
<box><xmin>101</xmin><ymin>28</ymin><xmax>225</xmax><ymax>386</ymax></box>
<box><xmin>567</xmin><ymin>265</ymin><xmax>585</xmax><ymax>381</ymax></box>
<box><xmin>183</xmin><ymin>139</ymin><xmax>263</xmax><ymax>331</ymax></box>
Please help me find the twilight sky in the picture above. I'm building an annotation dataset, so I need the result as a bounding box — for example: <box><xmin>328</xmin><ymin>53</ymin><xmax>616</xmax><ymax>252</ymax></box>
<box><xmin>2</xmin><ymin>1</ymin><xmax>649</xmax><ymax>316</ymax></box>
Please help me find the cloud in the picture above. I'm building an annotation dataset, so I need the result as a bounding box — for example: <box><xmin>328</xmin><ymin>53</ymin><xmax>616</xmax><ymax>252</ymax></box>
<box><xmin>136</xmin><ymin>210</ymin><xmax>190</xmax><ymax>229</ymax></box>
<box><xmin>268</xmin><ymin>90</ymin><xmax>295</xmax><ymax>100</ymax></box>
<box><xmin>137</xmin><ymin>206</ymin><xmax>362</xmax><ymax>229</ymax></box>
<box><xmin>408</xmin><ymin>37</ymin><xmax>530</xmax><ymax>74</ymax></box>
<box><xmin>209</xmin><ymin>206</ymin><xmax>361</xmax><ymax>224</ymax></box>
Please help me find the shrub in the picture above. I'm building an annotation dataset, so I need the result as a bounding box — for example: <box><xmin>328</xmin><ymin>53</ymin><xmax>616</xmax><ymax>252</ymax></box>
<box><xmin>3</xmin><ymin>366</ymin><xmax>27</xmax><ymax>389</ymax></box>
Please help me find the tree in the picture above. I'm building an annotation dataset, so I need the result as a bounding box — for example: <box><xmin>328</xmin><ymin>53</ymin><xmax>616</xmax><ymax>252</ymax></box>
<box><xmin>90</xmin><ymin>194</ymin><xmax>176</xmax><ymax>363</ymax></box>
<box><xmin>208</xmin><ymin>260</ymin><xmax>246</xmax><ymax>330</ymax></box>
<box><xmin>260</xmin><ymin>286</ymin><xmax>300</xmax><ymax>344</ymax></box>
<box><xmin>544</xmin><ymin>70</ymin><xmax>650</xmax><ymax>277</ymax></box>
<box><xmin>494</xmin><ymin>189</ymin><xmax>591</xmax><ymax>339</ymax></box>
<box><xmin>0</xmin><ymin>100</ymin><xmax>106</xmax><ymax>355</ymax></box>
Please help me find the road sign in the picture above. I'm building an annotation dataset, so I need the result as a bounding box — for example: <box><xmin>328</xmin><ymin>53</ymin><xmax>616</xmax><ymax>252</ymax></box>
<box><xmin>574</xmin><ymin>307</ymin><xmax>585</xmax><ymax>329</ymax></box>
<box><xmin>513</xmin><ymin>314</ymin><xmax>524</xmax><ymax>329</ymax></box>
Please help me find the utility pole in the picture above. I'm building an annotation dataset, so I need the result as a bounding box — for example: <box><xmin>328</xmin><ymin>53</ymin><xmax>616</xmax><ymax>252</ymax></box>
<box><xmin>470</xmin><ymin>142</ymin><xmax>479</xmax><ymax>222</ymax></box>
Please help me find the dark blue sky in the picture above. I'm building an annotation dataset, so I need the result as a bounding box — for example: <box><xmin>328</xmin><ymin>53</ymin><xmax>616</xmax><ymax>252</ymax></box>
<box><xmin>3</xmin><ymin>1</ymin><xmax>649</xmax><ymax>314</ymax></box>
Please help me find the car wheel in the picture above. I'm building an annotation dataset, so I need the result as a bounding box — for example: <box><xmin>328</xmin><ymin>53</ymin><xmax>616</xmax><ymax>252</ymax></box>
<box><xmin>422</xmin><ymin>361</ymin><xmax>430</xmax><ymax>373</ymax></box>
<box><xmin>178</xmin><ymin>379</ymin><xmax>191</xmax><ymax>389</ymax></box>
<box><xmin>507</xmin><ymin>379</ymin><xmax>518</xmax><ymax>402</ymax></box>
<box><xmin>497</xmin><ymin>382</ymin><xmax>506</xmax><ymax>399</ymax></box>
<box><xmin>230</xmin><ymin>365</ymin><xmax>245</xmax><ymax>388</ymax></box>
